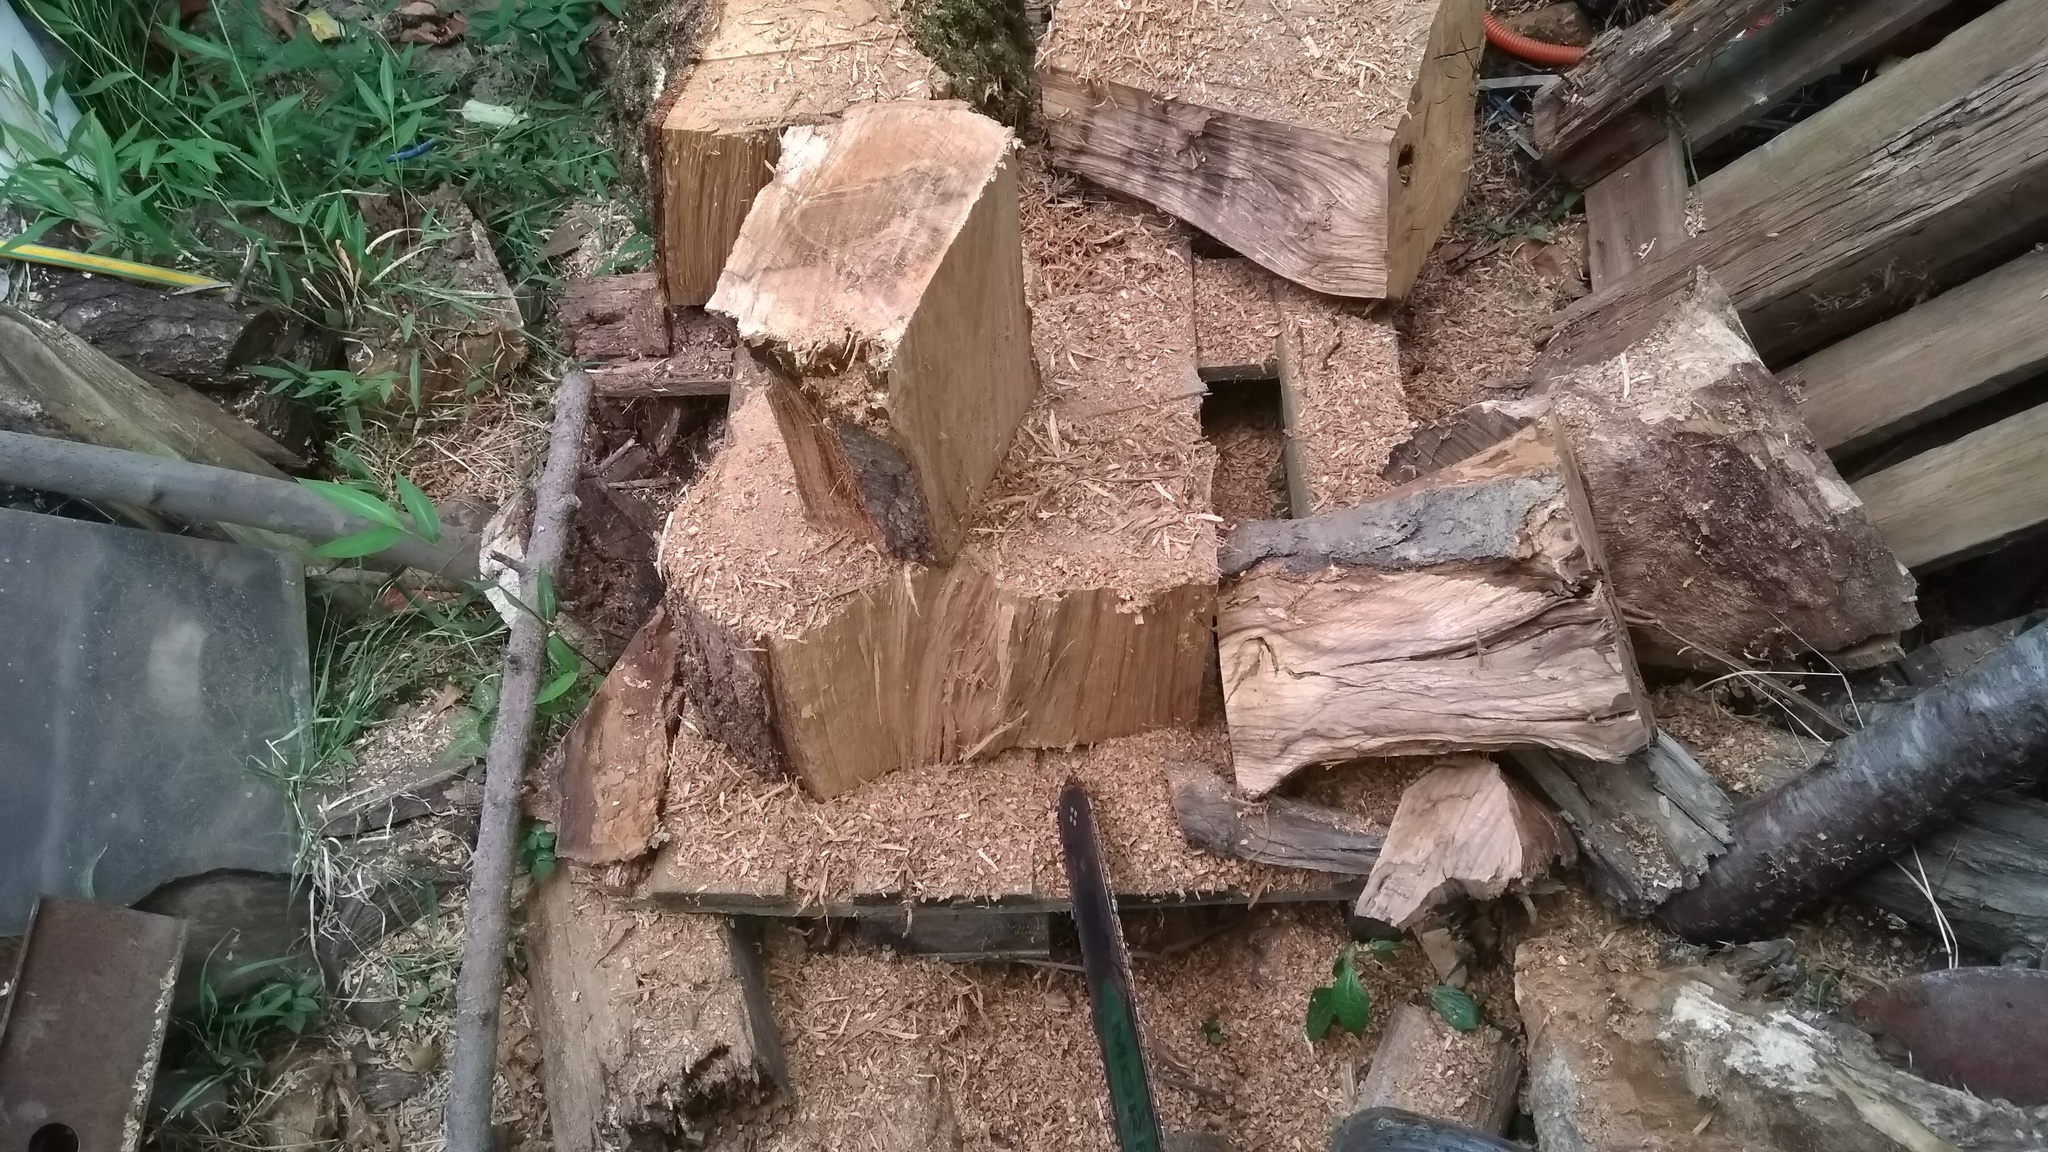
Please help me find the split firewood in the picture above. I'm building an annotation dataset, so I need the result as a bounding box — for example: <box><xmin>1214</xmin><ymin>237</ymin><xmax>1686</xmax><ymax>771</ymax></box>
<box><xmin>1541</xmin><ymin>272</ymin><xmax>1915</xmax><ymax>668</ymax></box>
<box><xmin>1218</xmin><ymin>416</ymin><xmax>1650</xmax><ymax>795</ymax></box>
<box><xmin>1165</xmin><ymin>760</ymin><xmax>1383</xmax><ymax>875</ymax></box>
<box><xmin>653</xmin><ymin>0</ymin><xmax>938</xmax><ymax>306</ymax></box>
<box><xmin>1511</xmin><ymin>732</ymin><xmax>1733</xmax><ymax>917</ymax></box>
<box><xmin>27</xmin><ymin>268</ymin><xmax>290</xmax><ymax>388</ymax></box>
<box><xmin>709</xmin><ymin>102</ymin><xmax>1038</xmax><ymax>564</ymax></box>
<box><xmin>1038</xmin><ymin>0</ymin><xmax>1484</xmax><ymax>299</ymax></box>
<box><xmin>553</xmin><ymin>608</ymin><xmax>678</xmax><ymax>866</ymax></box>
<box><xmin>1353</xmin><ymin>1004</ymin><xmax>1520</xmax><ymax>1135</ymax></box>
<box><xmin>1353</xmin><ymin>759</ymin><xmax>1574</xmax><ymax>930</ymax></box>
<box><xmin>1665</xmin><ymin>623</ymin><xmax>2048</xmax><ymax>944</ymax></box>
<box><xmin>662</xmin><ymin>187</ymin><xmax>1214</xmax><ymax>799</ymax></box>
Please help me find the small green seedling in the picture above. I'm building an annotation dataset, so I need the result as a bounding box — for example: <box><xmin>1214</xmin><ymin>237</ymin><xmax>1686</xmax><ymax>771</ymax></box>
<box><xmin>1306</xmin><ymin>944</ymin><xmax>1372</xmax><ymax>1041</ymax></box>
<box><xmin>520</xmin><ymin>822</ymin><xmax>558</xmax><ymax>881</ymax></box>
<box><xmin>1201</xmin><ymin>1013</ymin><xmax>1225</xmax><ymax>1045</ymax></box>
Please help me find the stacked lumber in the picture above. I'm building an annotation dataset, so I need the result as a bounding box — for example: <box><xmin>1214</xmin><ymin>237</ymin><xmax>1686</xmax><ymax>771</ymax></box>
<box><xmin>1037</xmin><ymin>0</ymin><xmax>1484</xmax><ymax>299</ymax></box>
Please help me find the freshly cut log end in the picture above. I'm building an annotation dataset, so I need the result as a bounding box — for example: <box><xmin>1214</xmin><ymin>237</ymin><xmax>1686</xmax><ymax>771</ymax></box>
<box><xmin>1218</xmin><ymin>416</ymin><xmax>1651</xmax><ymax>796</ymax></box>
<box><xmin>654</xmin><ymin>0</ymin><xmax>940</xmax><ymax>306</ymax></box>
<box><xmin>1540</xmin><ymin>271</ymin><xmax>1918</xmax><ymax>667</ymax></box>
<box><xmin>663</xmin><ymin>182</ymin><xmax>1215</xmax><ymax>798</ymax></box>
<box><xmin>709</xmin><ymin>101</ymin><xmax>1038</xmax><ymax>564</ymax></box>
<box><xmin>1036</xmin><ymin>0</ymin><xmax>1483</xmax><ymax>299</ymax></box>
<box><xmin>1354</xmin><ymin>759</ymin><xmax>1573</xmax><ymax>930</ymax></box>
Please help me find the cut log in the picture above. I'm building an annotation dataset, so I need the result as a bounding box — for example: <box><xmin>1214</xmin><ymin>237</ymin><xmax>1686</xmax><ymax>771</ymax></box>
<box><xmin>1354</xmin><ymin>1004</ymin><xmax>1521</xmax><ymax>1134</ymax></box>
<box><xmin>653</xmin><ymin>0</ymin><xmax>938</xmax><ymax>306</ymax></box>
<box><xmin>1353</xmin><ymin>759</ymin><xmax>1574</xmax><ymax>930</ymax></box>
<box><xmin>554</xmin><ymin>608</ymin><xmax>678</xmax><ymax>866</ymax></box>
<box><xmin>709</xmin><ymin>101</ymin><xmax>1038</xmax><ymax>564</ymax></box>
<box><xmin>1541</xmin><ymin>272</ymin><xmax>1918</xmax><ymax>667</ymax></box>
<box><xmin>1511</xmin><ymin>732</ymin><xmax>1732</xmax><ymax>917</ymax></box>
<box><xmin>528</xmin><ymin>874</ymin><xmax>767</xmax><ymax>1152</ymax></box>
<box><xmin>1218</xmin><ymin>417</ymin><xmax>1650</xmax><ymax>794</ymax></box>
<box><xmin>1786</xmin><ymin>248</ymin><xmax>2048</xmax><ymax>456</ymax></box>
<box><xmin>1855</xmin><ymin>402</ymin><xmax>2048</xmax><ymax>571</ymax></box>
<box><xmin>1697</xmin><ymin>0</ymin><xmax>2048</xmax><ymax>226</ymax></box>
<box><xmin>1272</xmin><ymin>279</ymin><xmax>1410</xmax><ymax>515</ymax></box>
<box><xmin>1663</xmin><ymin>623</ymin><xmax>2048</xmax><ymax>944</ymax></box>
<box><xmin>1037</xmin><ymin>0</ymin><xmax>1484</xmax><ymax>299</ymax></box>
<box><xmin>26</xmin><ymin>269</ymin><xmax>289</xmax><ymax>389</ymax></box>
<box><xmin>1548</xmin><ymin>42</ymin><xmax>2048</xmax><ymax>366</ymax></box>
<box><xmin>664</xmin><ymin>182</ymin><xmax>1215</xmax><ymax>797</ymax></box>
<box><xmin>1532</xmin><ymin>0</ymin><xmax>1779</xmax><ymax>187</ymax></box>
<box><xmin>1165</xmin><ymin>760</ymin><xmax>1383</xmax><ymax>875</ymax></box>
<box><xmin>1192</xmin><ymin>257</ymin><xmax>1280</xmax><ymax>383</ymax></box>
<box><xmin>1855</xmin><ymin>791</ymin><xmax>2048</xmax><ymax>966</ymax></box>
<box><xmin>1677</xmin><ymin>0</ymin><xmax>1957</xmax><ymax>149</ymax></box>
<box><xmin>1581</xmin><ymin>129</ymin><xmax>1686</xmax><ymax>293</ymax></box>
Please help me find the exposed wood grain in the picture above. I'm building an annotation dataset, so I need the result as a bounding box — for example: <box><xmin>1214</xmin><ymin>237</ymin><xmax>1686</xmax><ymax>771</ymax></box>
<box><xmin>1854</xmin><ymin>401</ymin><xmax>2048</xmax><ymax>569</ymax></box>
<box><xmin>1533</xmin><ymin>0</ymin><xmax>1779</xmax><ymax>186</ymax></box>
<box><xmin>1355</xmin><ymin>1004</ymin><xmax>1521</xmax><ymax>1134</ymax></box>
<box><xmin>1354</xmin><ymin>759</ymin><xmax>1573</xmax><ymax>929</ymax></box>
<box><xmin>1219</xmin><ymin>418</ymin><xmax>1649</xmax><ymax>795</ymax></box>
<box><xmin>1546</xmin><ymin>48</ymin><xmax>2048</xmax><ymax>366</ymax></box>
<box><xmin>1511</xmin><ymin>732</ymin><xmax>1732</xmax><ymax>916</ymax></box>
<box><xmin>1698</xmin><ymin>0</ymin><xmax>2048</xmax><ymax>225</ymax></box>
<box><xmin>854</xmin><ymin>905</ymin><xmax>1053</xmax><ymax>961</ymax></box>
<box><xmin>1545</xmin><ymin>273</ymin><xmax>1918</xmax><ymax>666</ymax></box>
<box><xmin>555</xmin><ymin>608</ymin><xmax>677</xmax><ymax>865</ymax></box>
<box><xmin>710</xmin><ymin>102</ymin><xmax>1037</xmax><ymax>564</ymax></box>
<box><xmin>1582</xmin><ymin>130</ymin><xmax>1687</xmax><ymax>293</ymax></box>
<box><xmin>1786</xmin><ymin>247</ymin><xmax>2048</xmax><ymax>455</ymax></box>
<box><xmin>1165</xmin><ymin>760</ymin><xmax>1384</xmax><ymax>874</ymax></box>
<box><xmin>1380</xmin><ymin>396</ymin><xmax>1543</xmax><ymax>486</ymax></box>
<box><xmin>1678</xmin><ymin>0</ymin><xmax>1957</xmax><ymax>148</ymax></box>
<box><xmin>654</xmin><ymin>0</ymin><xmax>937</xmax><ymax>305</ymax></box>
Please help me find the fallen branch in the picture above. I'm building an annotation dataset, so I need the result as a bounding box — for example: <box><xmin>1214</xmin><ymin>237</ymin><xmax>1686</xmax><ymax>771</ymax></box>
<box><xmin>1663</xmin><ymin>623</ymin><xmax>2048</xmax><ymax>942</ymax></box>
<box><xmin>444</xmin><ymin>367</ymin><xmax>593</xmax><ymax>1152</ymax></box>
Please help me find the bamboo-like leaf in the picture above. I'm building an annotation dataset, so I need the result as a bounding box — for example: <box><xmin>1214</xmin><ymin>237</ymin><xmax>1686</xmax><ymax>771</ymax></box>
<box><xmin>300</xmin><ymin>478</ymin><xmax>401</xmax><ymax>528</ymax></box>
<box><xmin>313</xmin><ymin>525</ymin><xmax>406</xmax><ymax>558</ymax></box>
<box><xmin>394</xmin><ymin>474</ymin><xmax>441</xmax><ymax>543</ymax></box>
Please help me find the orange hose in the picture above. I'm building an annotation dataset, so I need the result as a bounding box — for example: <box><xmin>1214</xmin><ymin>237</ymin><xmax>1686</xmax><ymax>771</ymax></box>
<box><xmin>1483</xmin><ymin>12</ymin><xmax>1586</xmax><ymax>68</ymax></box>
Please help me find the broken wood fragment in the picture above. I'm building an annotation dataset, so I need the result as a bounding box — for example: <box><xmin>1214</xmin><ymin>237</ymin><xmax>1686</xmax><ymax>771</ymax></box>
<box><xmin>554</xmin><ymin>608</ymin><xmax>677</xmax><ymax>866</ymax></box>
<box><xmin>1354</xmin><ymin>759</ymin><xmax>1573</xmax><ymax>930</ymax></box>
<box><xmin>1219</xmin><ymin>417</ymin><xmax>1649</xmax><ymax>795</ymax></box>
<box><xmin>653</xmin><ymin>0</ymin><xmax>937</xmax><ymax>305</ymax></box>
<box><xmin>1854</xmin><ymin>790</ymin><xmax>2048</xmax><ymax>966</ymax></box>
<box><xmin>854</xmin><ymin>904</ymin><xmax>1053</xmax><ymax>961</ymax></box>
<box><xmin>1037</xmin><ymin>0</ymin><xmax>1484</xmax><ymax>299</ymax></box>
<box><xmin>1378</xmin><ymin>396</ymin><xmax>1542</xmax><ymax>486</ymax></box>
<box><xmin>1541</xmin><ymin>272</ymin><xmax>1917</xmax><ymax>667</ymax></box>
<box><xmin>1664</xmin><ymin>623</ymin><xmax>2048</xmax><ymax>943</ymax></box>
<box><xmin>710</xmin><ymin>101</ymin><xmax>1037</xmax><ymax>564</ymax></box>
<box><xmin>1354</xmin><ymin>1004</ymin><xmax>1520</xmax><ymax>1134</ymax></box>
<box><xmin>1165</xmin><ymin>760</ymin><xmax>1383</xmax><ymax>875</ymax></box>
<box><xmin>1192</xmin><ymin>257</ymin><xmax>1280</xmax><ymax>382</ymax></box>
<box><xmin>1511</xmin><ymin>732</ymin><xmax>1731</xmax><ymax>917</ymax></box>
<box><xmin>559</xmin><ymin>273</ymin><xmax>669</xmax><ymax>362</ymax></box>
<box><xmin>1533</xmin><ymin>0</ymin><xmax>1780</xmax><ymax>186</ymax></box>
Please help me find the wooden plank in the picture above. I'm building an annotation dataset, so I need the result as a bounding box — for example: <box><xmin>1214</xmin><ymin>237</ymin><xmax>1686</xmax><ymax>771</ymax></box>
<box><xmin>1037</xmin><ymin>0</ymin><xmax>1484</xmax><ymax>299</ymax></box>
<box><xmin>1355</xmin><ymin>1004</ymin><xmax>1521</xmax><ymax>1134</ymax></box>
<box><xmin>1165</xmin><ymin>760</ymin><xmax>1384</xmax><ymax>874</ymax></box>
<box><xmin>1533</xmin><ymin>0</ymin><xmax>1780</xmax><ymax>187</ymax></box>
<box><xmin>1854</xmin><ymin>402</ymin><xmax>2048</xmax><ymax>569</ymax></box>
<box><xmin>709</xmin><ymin>102</ymin><xmax>1037</xmax><ymax>565</ymax></box>
<box><xmin>1698</xmin><ymin>0</ymin><xmax>2048</xmax><ymax>226</ymax></box>
<box><xmin>1354</xmin><ymin>759</ymin><xmax>1573</xmax><ymax>929</ymax></box>
<box><xmin>1543</xmin><ymin>49</ymin><xmax>2048</xmax><ymax>368</ymax></box>
<box><xmin>654</xmin><ymin>0</ymin><xmax>938</xmax><ymax>306</ymax></box>
<box><xmin>1218</xmin><ymin>419</ymin><xmax>1650</xmax><ymax>795</ymax></box>
<box><xmin>1785</xmin><ymin>247</ymin><xmax>2048</xmax><ymax>454</ymax></box>
<box><xmin>1679</xmin><ymin>0</ymin><xmax>1958</xmax><ymax>148</ymax></box>
<box><xmin>1582</xmin><ymin>129</ymin><xmax>1687</xmax><ymax>293</ymax></box>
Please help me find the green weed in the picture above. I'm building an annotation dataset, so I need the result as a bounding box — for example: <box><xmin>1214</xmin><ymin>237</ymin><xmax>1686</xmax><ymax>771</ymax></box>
<box><xmin>163</xmin><ymin>965</ymin><xmax>325</xmax><ymax>1117</ymax></box>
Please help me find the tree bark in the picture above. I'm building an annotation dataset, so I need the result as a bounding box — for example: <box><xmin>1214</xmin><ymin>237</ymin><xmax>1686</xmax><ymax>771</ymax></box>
<box><xmin>28</xmin><ymin>270</ymin><xmax>287</xmax><ymax>388</ymax></box>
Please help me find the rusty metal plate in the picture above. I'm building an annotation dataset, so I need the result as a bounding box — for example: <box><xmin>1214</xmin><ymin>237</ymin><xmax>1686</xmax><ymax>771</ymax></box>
<box><xmin>1853</xmin><ymin>966</ymin><xmax>2048</xmax><ymax>1106</ymax></box>
<box><xmin>0</xmin><ymin>898</ymin><xmax>187</xmax><ymax>1152</ymax></box>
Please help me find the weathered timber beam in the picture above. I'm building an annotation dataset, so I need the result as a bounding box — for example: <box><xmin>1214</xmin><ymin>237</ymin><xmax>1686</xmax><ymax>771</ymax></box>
<box><xmin>1581</xmin><ymin>128</ymin><xmax>1687</xmax><ymax>292</ymax></box>
<box><xmin>1854</xmin><ymin>402</ymin><xmax>2048</xmax><ymax>569</ymax></box>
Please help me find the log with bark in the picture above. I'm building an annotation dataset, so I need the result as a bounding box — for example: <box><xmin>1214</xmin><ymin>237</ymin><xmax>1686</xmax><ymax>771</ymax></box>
<box><xmin>1218</xmin><ymin>416</ymin><xmax>1649</xmax><ymax>795</ymax></box>
<box><xmin>27</xmin><ymin>269</ymin><xmax>290</xmax><ymax>388</ymax></box>
<box><xmin>1037</xmin><ymin>0</ymin><xmax>1483</xmax><ymax>299</ymax></box>
<box><xmin>1165</xmin><ymin>760</ymin><xmax>1382</xmax><ymax>874</ymax></box>
<box><xmin>1353</xmin><ymin>759</ymin><xmax>1574</xmax><ymax>930</ymax></box>
<box><xmin>1539</xmin><ymin>272</ymin><xmax>1917</xmax><ymax>667</ymax></box>
<box><xmin>1663</xmin><ymin>623</ymin><xmax>2048</xmax><ymax>943</ymax></box>
<box><xmin>653</xmin><ymin>0</ymin><xmax>938</xmax><ymax>306</ymax></box>
<box><xmin>709</xmin><ymin>101</ymin><xmax>1038</xmax><ymax>564</ymax></box>
<box><xmin>662</xmin><ymin>189</ymin><xmax>1215</xmax><ymax>798</ymax></box>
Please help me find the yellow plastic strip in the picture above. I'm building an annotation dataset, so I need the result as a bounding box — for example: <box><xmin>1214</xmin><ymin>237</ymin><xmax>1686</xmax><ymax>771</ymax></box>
<box><xmin>0</xmin><ymin>242</ymin><xmax>229</xmax><ymax>290</ymax></box>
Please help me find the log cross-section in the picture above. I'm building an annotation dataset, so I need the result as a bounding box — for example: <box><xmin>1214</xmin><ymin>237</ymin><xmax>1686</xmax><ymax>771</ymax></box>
<box><xmin>1217</xmin><ymin>416</ymin><xmax>1650</xmax><ymax>796</ymax></box>
<box><xmin>710</xmin><ymin>101</ymin><xmax>1039</xmax><ymax>564</ymax></box>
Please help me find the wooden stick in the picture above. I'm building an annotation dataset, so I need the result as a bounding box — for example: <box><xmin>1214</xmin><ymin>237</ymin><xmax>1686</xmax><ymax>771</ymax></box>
<box><xmin>0</xmin><ymin>429</ymin><xmax>476</xmax><ymax>579</ymax></box>
<box><xmin>444</xmin><ymin>367</ymin><xmax>594</xmax><ymax>1152</ymax></box>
